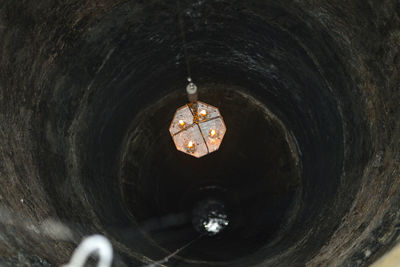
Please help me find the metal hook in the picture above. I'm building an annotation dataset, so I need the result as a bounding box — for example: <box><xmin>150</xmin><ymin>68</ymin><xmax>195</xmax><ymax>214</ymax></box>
<box><xmin>62</xmin><ymin>235</ymin><xmax>113</xmax><ymax>267</ymax></box>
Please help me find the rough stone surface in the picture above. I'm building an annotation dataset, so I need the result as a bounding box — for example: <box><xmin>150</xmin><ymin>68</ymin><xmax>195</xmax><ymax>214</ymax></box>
<box><xmin>0</xmin><ymin>0</ymin><xmax>399</xmax><ymax>266</ymax></box>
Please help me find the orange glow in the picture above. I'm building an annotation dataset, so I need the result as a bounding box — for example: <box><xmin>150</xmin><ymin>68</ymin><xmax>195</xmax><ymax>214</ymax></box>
<box><xmin>178</xmin><ymin>120</ymin><xmax>185</xmax><ymax>127</ymax></box>
<box><xmin>187</xmin><ymin>141</ymin><xmax>194</xmax><ymax>148</ymax></box>
<box><xmin>186</xmin><ymin>141</ymin><xmax>196</xmax><ymax>153</ymax></box>
<box><xmin>199</xmin><ymin>109</ymin><xmax>207</xmax><ymax>117</ymax></box>
<box><xmin>209</xmin><ymin>129</ymin><xmax>217</xmax><ymax>137</ymax></box>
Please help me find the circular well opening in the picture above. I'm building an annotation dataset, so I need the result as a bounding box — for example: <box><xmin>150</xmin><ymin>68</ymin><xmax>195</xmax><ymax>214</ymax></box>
<box><xmin>119</xmin><ymin>86</ymin><xmax>302</xmax><ymax>263</ymax></box>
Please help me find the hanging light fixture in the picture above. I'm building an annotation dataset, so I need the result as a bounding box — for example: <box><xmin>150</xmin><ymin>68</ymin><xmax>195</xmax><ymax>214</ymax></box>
<box><xmin>169</xmin><ymin>79</ymin><xmax>226</xmax><ymax>158</ymax></box>
<box><xmin>170</xmin><ymin>1</ymin><xmax>226</xmax><ymax>158</ymax></box>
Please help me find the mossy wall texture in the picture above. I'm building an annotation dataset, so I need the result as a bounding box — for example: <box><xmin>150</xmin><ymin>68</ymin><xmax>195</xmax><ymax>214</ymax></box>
<box><xmin>0</xmin><ymin>0</ymin><xmax>399</xmax><ymax>266</ymax></box>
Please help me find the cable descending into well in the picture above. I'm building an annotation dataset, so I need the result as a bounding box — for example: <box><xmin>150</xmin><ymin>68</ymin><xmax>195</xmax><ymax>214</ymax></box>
<box><xmin>143</xmin><ymin>234</ymin><xmax>205</xmax><ymax>267</ymax></box>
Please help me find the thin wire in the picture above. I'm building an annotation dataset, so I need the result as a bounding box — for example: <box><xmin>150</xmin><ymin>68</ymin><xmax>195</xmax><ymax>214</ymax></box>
<box><xmin>177</xmin><ymin>0</ymin><xmax>192</xmax><ymax>82</ymax></box>
<box><xmin>143</xmin><ymin>234</ymin><xmax>205</xmax><ymax>267</ymax></box>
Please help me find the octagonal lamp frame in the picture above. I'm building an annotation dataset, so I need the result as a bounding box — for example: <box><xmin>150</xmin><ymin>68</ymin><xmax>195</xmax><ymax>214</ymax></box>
<box><xmin>169</xmin><ymin>101</ymin><xmax>226</xmax><ymax>158</ymax></box>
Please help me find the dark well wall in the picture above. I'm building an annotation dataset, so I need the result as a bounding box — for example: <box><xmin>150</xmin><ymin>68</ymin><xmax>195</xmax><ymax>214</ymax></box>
<box><xmin>0</xmin><ymin>0</ymin><xmax>399</xmax><ymax>266</ymax></box>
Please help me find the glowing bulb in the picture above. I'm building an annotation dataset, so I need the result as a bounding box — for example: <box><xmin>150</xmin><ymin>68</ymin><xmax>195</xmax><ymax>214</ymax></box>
<box><xmin>209</xmin><ymin>129</ymin><xmax>217</xmax><ymax>138</ymax></box>
<box><xmin>199</xmin><ymin>109</ymin><xmax>207</xmax><ymax>117</ymax></box>
<box><xmin>187</xmin><ymin>141</ymin><xmax>196</xmax><ymax>152</ymax></box>
<box><xmin>178</xmin><ymin>120</ymin><xmax>185</xmax><ymax>127</ymax></box>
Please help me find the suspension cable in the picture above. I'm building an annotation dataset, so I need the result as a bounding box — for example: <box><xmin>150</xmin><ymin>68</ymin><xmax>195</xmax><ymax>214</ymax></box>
<box><xmin>177</xmin><ymin>0</ymin><xmax>192</xmax><ymax>82</ymax></box>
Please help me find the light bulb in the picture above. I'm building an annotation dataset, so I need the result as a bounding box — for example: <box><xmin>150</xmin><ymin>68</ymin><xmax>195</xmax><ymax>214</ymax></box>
<box><xmin>187</xmin><ymin>141</ymin><xmax>196</xmax><ymax>152</ymax></box>
<box><xmin>209</xmin><ymin>129</ymin><xmax>217</xmax><ymax>138</ymax></box>
<box><xmin>199</xmin><ymin>109</ymin><xmax>207</xmax><ymax>117</ymax></box>
<box><xmin>178</xmin><ymin>120</ymin><xmax>185</xmax><ymax>127</ymax></box>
